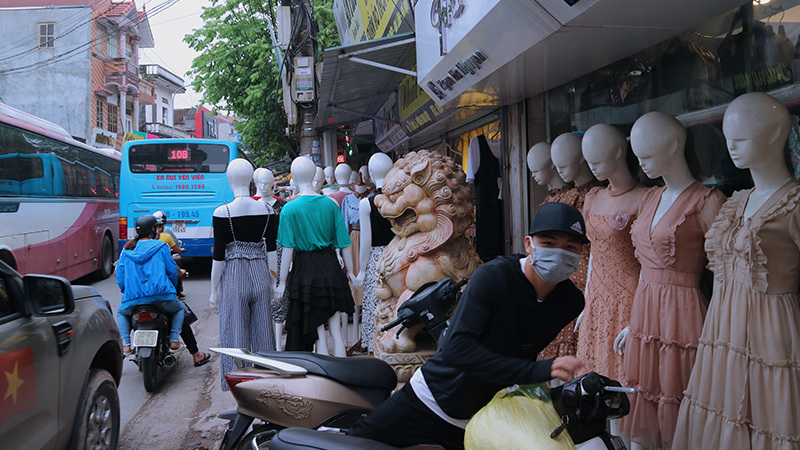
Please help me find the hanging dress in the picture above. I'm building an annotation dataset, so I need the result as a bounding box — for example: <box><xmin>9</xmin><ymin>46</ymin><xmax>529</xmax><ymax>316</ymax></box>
<box><xmin>672</xmin><ymin>180</ymin><xmax>800</xmax><ymax>450</ymax></box>
<box><xmin>620</xmin><ymin>182</ymin><xmax>725</xmax><ymax>449</ymax></box>
<box><xmin>215</xmin><ymin>204</ymin><xmax>276</xmax><ymax>390</ymax></box>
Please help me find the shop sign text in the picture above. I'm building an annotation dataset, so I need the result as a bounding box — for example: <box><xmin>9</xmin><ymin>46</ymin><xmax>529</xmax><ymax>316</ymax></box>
<box><xmin>426</xmin><ymin>51</ymin><xmax>487</xmax><ymax>101</ymax></box>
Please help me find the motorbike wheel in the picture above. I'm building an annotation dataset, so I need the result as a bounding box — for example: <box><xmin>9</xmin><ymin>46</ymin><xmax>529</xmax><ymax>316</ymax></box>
<box><xmin>237</xmin><ymin>424</ymin><xmax>281</xmax><ymax>450</ymax></box>
<box><xmin>67</xmin><ymin>368</ymin><xmax>120</xmax><ymax>450</ymax></box>
<box><xmin>142</xmin><ymin>351</ymin><xmax>159</xmax><ymax>393</ymax></box>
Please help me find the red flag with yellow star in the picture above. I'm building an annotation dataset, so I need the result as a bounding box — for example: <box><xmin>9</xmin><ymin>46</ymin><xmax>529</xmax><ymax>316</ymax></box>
<box><xmin>0</xmin><ymin>347</ymin><xmax>36</xmax><ymax>426</ymax></box>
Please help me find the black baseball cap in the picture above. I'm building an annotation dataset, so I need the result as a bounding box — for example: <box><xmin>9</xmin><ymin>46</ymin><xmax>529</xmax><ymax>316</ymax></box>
<box><xmin>528</xmin><ymin>202</ymin><xmax>589</xmax><ymax>244</ymax></box>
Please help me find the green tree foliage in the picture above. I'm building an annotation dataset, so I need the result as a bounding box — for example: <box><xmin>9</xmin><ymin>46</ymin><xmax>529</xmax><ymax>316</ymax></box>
<box><xmin>185</xmin><ymin>0</ymin><xmax>340</xmax><ymax>164</ymax></box>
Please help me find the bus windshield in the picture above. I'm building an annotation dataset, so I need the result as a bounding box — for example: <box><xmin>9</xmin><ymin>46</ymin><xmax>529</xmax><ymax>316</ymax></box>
<box><xmin>128</xmin><ymin>142</ymin><xmax>231</xmax><ymax>173</ymax></box>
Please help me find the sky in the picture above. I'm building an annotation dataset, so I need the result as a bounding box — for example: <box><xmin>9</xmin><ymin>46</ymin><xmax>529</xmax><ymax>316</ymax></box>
<box><xmin>138</xmin><ymin>0</ymin><xmax>213</xmax><ymax>109</ymax></box>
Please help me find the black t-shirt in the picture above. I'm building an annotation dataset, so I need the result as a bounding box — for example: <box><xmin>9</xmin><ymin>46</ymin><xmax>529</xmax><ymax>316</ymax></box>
<box><xmin>421</xmin><ymin>253</ymin><xmax>585</xmax><ymax>420</ymax></box>
<box><xmin>212</xmin><ymin>214</ymin><xmax>279</xmax><ymax>261</ymax></box>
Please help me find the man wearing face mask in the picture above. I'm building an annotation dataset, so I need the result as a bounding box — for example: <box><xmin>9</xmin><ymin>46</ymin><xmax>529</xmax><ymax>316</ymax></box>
<box><xmin>349</xmin><ymin>202</ymin><xmax>586</xmax><ymax>449</ymax></box>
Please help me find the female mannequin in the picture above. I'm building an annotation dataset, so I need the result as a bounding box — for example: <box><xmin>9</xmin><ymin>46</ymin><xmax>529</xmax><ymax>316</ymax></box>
<box><xmin>327</xmin><ymin>164</ymin><xmax>353</xmax><ymax>207</ymax></box>
<box><xmin>254</xmin><ymin>167</ymin><xmax>288</xmax><ymax>350</ymax></box>
<box><xmin>527</xmin><ymin>142</ymin><xmax>568</xmax><ymax>201</ymax></box>
<box><xmin>673</xmin><ymin>93</ymin><xmax>800</xmax><ymax>449</ymax></box>
<box><xmin>322</xmin><ymin>165</ymin><xmax>337</xmax><ymax>195</ymax></box>
<box><xmin>275</xmin><ymin>157</ymin><xmax>356</xmax><ymax>357</ymax></box>
<box><xmin>210</xmin><ymin>159</ymin><xmax>276</xmax><ymax>389</ymax></box>
<box><xmin>536</xmin><ymin>133</ymin><xmax>601</xmax><ymax>361</ymax></box>
<box><xmin>359</xmin><ymin>165</ymin><xmax>375</xmax><ymax>194</ymax></box>
<box><xmin>354</xmin><ymin>153</ymin><xmax>395</xmax><ymax>354</ymax></box>
<box><xmin>312</xmin><ymin>167</ymin><xmax>325</xmax><ymax>194</ymax></box>
<box><xmin>575</xmin><ymin>124</ymin><xmax>648</xmax><ymax>387</ymax></box>
<box><xmin>340</xmin><ymin>167</ymin><xmax>363</xmax><ymax>345</ymax></box>
<box><xmin>611</xmin><ymin>112</ymin><xmax>724</xmax><ymax>450</ymax></box>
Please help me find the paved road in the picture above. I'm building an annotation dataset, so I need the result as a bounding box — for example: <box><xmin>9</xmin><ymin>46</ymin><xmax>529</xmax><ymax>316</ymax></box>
<box><xmin>78</xmin><ymin>259</ymin><xmax>235</xmax><ymax>449</ymax></box>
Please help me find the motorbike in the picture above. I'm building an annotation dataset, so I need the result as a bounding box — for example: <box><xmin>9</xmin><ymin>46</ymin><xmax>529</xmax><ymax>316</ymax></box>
<box><xmin>130</xmin><ymin>303</ymin><xmax>178</xmax><ymax>392</ymax></box>
<box><xmin>212</xmin><ymin>277</ymin><xmax>466</xmax><ymax>450</ymax></box>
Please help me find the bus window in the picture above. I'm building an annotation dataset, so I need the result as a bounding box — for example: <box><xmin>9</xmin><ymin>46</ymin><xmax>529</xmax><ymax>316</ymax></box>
<box><xmin>129</xmin><ymin>143</ymin><xmax>231</xmax><ymax>173</ymax></box>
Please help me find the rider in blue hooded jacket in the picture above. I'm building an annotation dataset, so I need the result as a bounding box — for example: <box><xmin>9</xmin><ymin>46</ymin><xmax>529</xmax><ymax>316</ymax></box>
<box><xmin>116</xmin><ymin>214</ymin><xmax>184</xmax><ymax>354</ymax></box>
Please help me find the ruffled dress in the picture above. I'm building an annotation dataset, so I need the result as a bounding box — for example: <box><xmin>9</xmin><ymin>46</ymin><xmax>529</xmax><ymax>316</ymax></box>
<box><xmin>672</xmin><ymin>180</ymin><xmax>800</xmax><ymax>450</ymax></box>
<box><xmin>538</xmin><ymin>180</ymin><xmax>602</xmax><ymax>360</ymax></box>
<box><xmin>576</xmin><ymin>182</ymin><xmax>649</xmax><ymax>382</ymax></box>
<box><xmin>620</xmin><ymin>182</ymin><xmax>725</xmax><ymax>449</ymax></box>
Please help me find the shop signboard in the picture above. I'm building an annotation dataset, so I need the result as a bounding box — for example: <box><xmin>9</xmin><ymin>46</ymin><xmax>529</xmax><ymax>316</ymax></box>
<box><xmin>374</xmin><ymin>92</ymin><xmax>408</xmax><ymax>152</ymax></box>
<box><xmin>123</xmin><ymin>130</ymin><xmax>146</xmax><ymax>142</ymax></box>
<box><xmin>398</xmin><ymin>72</ymin><xmax>455</xmax><ymax>136</ymax></box>
<box><xmin>92</xmin><ymin>127</ymin><xmax>117</xmax><ymax>148</ymax></box>
<box><xmin>333</xmin><ymin>0</ymin><xmax>367</xmax><ymax>45</ymax></box>
<box><xmin>415</xmin><ymin>0</ymin><xmax>559</xmax><ymax>106</ymax></box>
<box><xmin>333</xmin><ymin>0</ymin><xmax>412</xmax><ymax>44</ymax></box>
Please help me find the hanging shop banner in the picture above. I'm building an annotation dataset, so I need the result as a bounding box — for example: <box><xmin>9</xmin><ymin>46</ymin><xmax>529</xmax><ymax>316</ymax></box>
<box><xmin>415</xmin><ymin>0</ymin><xmax>560</xmax><ymax>106</ymax></box>
<box><xmin>123</xmin><ymin>131</ymin><xmax>146</xmax><ymax>142</ymax></box>
<box><xmin>332</xmin><ymin>0</ymin><xmax>366</xmax><ymax>45</ymax></box>
<box><xmin>333</xmin><ymin>0</ymin><xmax>412</xmax><ymax>44</ymax></box>
<box><xmin>374</xmin><ymin>92</ymin><xmax>408</xmax><ymax>152</ymax></box>
<box><xmin>398</xmin><ymin>71</ymin><xmax>456</xmax><ymax>136</ymax></box>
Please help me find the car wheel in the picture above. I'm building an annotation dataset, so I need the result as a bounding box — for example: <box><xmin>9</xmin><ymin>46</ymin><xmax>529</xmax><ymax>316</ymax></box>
<box><xmin>94</xmin><ymin>235</ymin><xmax>114</xmax><ymax>280</ymax></box>
<box><xmin>67</xmin><ymin>368</ymin><xmax>120</xmax><ymax>450</ymax></box>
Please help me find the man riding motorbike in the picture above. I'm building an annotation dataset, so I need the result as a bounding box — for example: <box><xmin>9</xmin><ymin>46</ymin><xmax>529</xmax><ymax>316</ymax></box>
<box><xmin>116</xmin><ymin>214</ymin><xmax>184</xmax><ymax>355</ymax></box>
<box><xmin>348</xmin><ymin>202</ymin><xmax>587</xmax><ymax>449</ymax></box>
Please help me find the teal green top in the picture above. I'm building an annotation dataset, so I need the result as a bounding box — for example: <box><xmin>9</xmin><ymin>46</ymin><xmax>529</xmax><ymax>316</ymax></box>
<box><xmin>277</xmin><ymin>195</ymin><xmax>352</xmax><ymax>251</ymax></box>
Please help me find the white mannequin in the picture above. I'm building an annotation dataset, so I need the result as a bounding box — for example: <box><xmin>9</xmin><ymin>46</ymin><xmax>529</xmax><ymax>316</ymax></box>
<box><xmin>312</xmin><ymin>166</ymin><xmax>325</xmax><ymax>194</ymax></box>
<box><xmin>724</xmin><ymin>93</ymin><xmax>794</xmax><ymax>217</ymax></box>
<box><xmin>348</xmin><ymin>171</ymin><xmax>359</xmax><ymax>189</ymax></box>
<box><xmin>551</xmin><ymin>133</ymin><xmax>596</xmax><ymax>186</ymax></box>
<box><xmin>354</xmin><ymin>153</ymin><xmax>393</xmax><ymax>287</ymax></box>
<box><xmin>527</xmin><ymin>142</ymin><xmax>566</xmax><ymax>189</ymax></box>
<box><xmin>254</xmin><ymin>167</ymin><xmax>284</xmax><ymax>350</ymax></box>
<box><xmin>358</xmin><ymin>165</ymin><xmax>372</xmax><ymax>191</ymax></box>
<box><xmin>210</xmin><ymin>159</ymin><xmax>275</xmax><ymax>307</ymax></box>
<box><xmin>335</xmin><ymin>164</ymin><xmax>353</xmax><ymax>193</ymax></box>
<box><xmin>275</xmin><ymin>157</ymin><xmax>356</xmax><ymax>357</ymax></box>
<box><xmin>323</xmin><ymin>165</ymin><xmax>337</xmax><ymax>195</ymax></box>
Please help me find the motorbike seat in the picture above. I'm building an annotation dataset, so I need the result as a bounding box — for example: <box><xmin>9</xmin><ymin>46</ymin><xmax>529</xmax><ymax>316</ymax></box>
<box><xmin>254</xmin><ymin>351</ymin><xmax>397</xmax><ymax>390</ymax></box>
<box><xmin>270</xmin><ymin>428</ymin><xmax>399</xmax><ymax>450</ymax></box>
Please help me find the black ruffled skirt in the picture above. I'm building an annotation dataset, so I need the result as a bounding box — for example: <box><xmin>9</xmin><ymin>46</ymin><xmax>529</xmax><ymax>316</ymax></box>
<box><xmin>284</xmin><ymin>247</ymin><xmax>355</xmax><ymax>351</ymax></box>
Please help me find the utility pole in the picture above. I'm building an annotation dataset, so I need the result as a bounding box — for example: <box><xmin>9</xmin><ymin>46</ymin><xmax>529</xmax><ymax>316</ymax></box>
<box><xmin>291</xmin><ymin>0</ymin><xmax>318</xmax><ymax>156</ymax></box>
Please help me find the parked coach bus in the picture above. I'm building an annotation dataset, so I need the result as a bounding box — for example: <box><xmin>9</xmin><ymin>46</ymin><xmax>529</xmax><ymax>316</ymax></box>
<box><xmin>0</xmin><ymin>103</ymin><xmax>120</xmax><ymax>280</ymax></box>
<box><xmin>119</xmin><ymin>139</ymin><xmax>247</xmax><ymax>257</ymax></box>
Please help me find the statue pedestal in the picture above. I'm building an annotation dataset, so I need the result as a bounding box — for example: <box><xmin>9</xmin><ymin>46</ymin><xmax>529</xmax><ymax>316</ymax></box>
<box><xmin>376</xmin><ymin>350</ymin><xmax>435</xmax><ymax>385</ymax></box>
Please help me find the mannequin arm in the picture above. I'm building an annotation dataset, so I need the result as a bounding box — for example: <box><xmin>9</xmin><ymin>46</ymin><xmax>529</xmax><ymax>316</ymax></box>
<box><xmin>341</xmin><ymin>244</ymin><xmax>356</xmax><ymax>284</ymax></box>
<box><xmin>355</xmin><ymin>198</ymin><xmax>372</xmax><ymax>288</ymax></box>
<box><xmin>210</xmin><ymin>260</ymin><xmax>223</xmax><ymax>308</ymax></box>
<box><xmin>275</xmin><ymin>246</ymin><xmax>293</xmax><ymax>299</ymax></box>
<box><xmin>574</xmin><ymin>254</ymin><xmax>593</xmax><ymax>333</ymax></box>
<box><xmin>267</xmin><ymin>251</ymin><xmax>277</xmax><ymax>287</ymax></box>
<box><xmin>613</xmin><ymin>326</ymin><xmax>631</xmax><ymax>355</ymax></box>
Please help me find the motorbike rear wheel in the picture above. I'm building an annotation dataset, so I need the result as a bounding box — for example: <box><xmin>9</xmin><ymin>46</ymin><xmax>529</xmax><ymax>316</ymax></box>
<box><xmin>237</xmin><ymin>424</ymin><xmax>281</xmax><ymax>450</ymax></box>
<box><xmin>141</xmin><ymin>352</ymin><xmax>159</xmax><ymax>392</ymax></box>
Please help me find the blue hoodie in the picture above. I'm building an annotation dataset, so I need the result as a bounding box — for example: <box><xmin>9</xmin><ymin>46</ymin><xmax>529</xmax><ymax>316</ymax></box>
<box><xmin>116</xmin><ymin>239</ymin><xmax>178</xmax><ymax>311</ymax></box>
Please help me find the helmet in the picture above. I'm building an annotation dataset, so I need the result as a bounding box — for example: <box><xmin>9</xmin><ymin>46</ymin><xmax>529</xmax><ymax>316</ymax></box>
<box><xmin>153</xmin><ymin>210</ymin><xmax>166</xmax><ymax>225</ymax></box>
<box><xmin>135</xmin><ymin>215</ymin><xmax>158</xmax><ymax>238</ymax></box>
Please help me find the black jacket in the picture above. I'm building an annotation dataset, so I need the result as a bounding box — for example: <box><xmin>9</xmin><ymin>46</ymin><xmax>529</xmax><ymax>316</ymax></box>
<box><xmin>420</xmin><ymin>253</ymin><xmax>584</xmax><ymax>420</ymax></box>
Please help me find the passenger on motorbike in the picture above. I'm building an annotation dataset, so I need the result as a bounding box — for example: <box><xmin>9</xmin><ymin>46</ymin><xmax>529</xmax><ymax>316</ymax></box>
<box><xmin>116</xmin><ymin>214</ymin><xmax>184</xmax><ymax>355</ymax></box>
<box><xmin>349</xmin><ymin>202</ymin><xmax>587</xmax><ymax>450</ymax></box>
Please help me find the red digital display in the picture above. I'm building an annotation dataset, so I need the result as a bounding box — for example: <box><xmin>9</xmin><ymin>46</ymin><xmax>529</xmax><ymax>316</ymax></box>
<box><xmin>168</xmin><ymin>149</ymin><xmax>191</xmax><ymax>160</ymax></box>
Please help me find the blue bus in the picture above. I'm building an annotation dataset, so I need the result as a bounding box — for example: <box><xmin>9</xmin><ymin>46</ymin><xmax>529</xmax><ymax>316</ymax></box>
<box><xmin>119</xmin><ymin>139</ymin><xmax>249</xmax><ymax>257</ymax></box>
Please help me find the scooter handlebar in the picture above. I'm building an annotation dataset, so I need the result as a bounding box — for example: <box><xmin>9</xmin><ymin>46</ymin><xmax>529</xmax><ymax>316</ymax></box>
<box><xmin>380</xmin><ymin>317</ymin><xmax>403</xmax><ymax>332</ymax></box>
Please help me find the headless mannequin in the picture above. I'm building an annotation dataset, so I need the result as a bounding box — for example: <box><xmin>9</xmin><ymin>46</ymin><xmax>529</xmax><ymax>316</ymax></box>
<box><xmin>354</xmin><ymin>153</ymin><xmax>393</xmax><ymax>354</ymax></box>
<box><xmin>255</xmin><ymin>168</ymin><xmax>286</xmax><ymax>350</ymax></box>
<box><xmin>322</xmin><ymin>165</ymin><xmax>337</xmax><ymax>195</ymax></box>
<box><xmin>527</xmin><ymin>142</ymin><xmax>567</xmax><ymax>189</ymax></box>
<box><xmin>551</xmin><ymin>133</ymin><xmax>596</xmax><ymax>187</ymax></box>
<box><xmin>275</xmin><ymin>157</ymin><xmax>356</xmax><ymax>356</ymax></box>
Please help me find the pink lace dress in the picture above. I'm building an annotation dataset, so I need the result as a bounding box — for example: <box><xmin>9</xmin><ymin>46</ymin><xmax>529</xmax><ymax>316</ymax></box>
<box><xmin>576</xmin><ymin>182</ymin><xmax>649</xmax><ymax>382</ymax></box>
<box><xmin>621</xmin><ymin>182</ymin><xmax>725</xmax><ymax>450</ymax></box>
<box><xmin>672</xmin><ymin>180</ymin><xmax>800</xmax><ymax>450</ymax></box>
<box><xmin>538</xmin><ymin>180</ymin><xmax>602</xmax><ymax>360</ymax></box>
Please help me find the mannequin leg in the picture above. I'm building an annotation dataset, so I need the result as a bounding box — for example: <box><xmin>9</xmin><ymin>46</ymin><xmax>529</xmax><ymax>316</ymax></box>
<box><xmin>315</xmin><ymin>324</ymin><xmax>329</xmax><ymax>356</ymax></box>
<box><xmin>274</xmin><ymin>321</ymin><xmax>284</xmax><ymax>351</ymax></box>
<box><xmin>328</xmin><ymin>312</ymin><xmax>346</xmax><ymax>357</ymax></box>
<box><xmin>353</xmin><ymin>305</ymin><xmax>361</xmax><ymax>345</ymax></box>
<box><xmin>340</xmin><ymin>313</ymin><xmax>349</xmax><ymax>344</ymax></box>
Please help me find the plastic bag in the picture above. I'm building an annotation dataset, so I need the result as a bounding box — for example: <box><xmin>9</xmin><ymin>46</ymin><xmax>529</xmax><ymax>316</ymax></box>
<box><xmin>464</xmin><ymin>383</ymin><xmax>577</xmax><ymax>450</ymax></box>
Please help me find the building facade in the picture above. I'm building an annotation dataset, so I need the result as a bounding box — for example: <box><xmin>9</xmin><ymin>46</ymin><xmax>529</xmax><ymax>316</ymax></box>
<box><xmin>138</xmin><ymin>63</ymin><xmax>187</xmax><ymax>138</ymax></box>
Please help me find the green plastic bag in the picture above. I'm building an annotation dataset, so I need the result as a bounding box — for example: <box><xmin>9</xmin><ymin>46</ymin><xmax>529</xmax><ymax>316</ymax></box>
<box><xmin>464</xmin><ymin>383</ymin><xmax>577</xmax><ymax>450</ymax></box>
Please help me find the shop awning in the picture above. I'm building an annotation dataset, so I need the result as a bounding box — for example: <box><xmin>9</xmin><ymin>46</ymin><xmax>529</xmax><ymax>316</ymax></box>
<box><xmin>316</xmin><ymin>32</ymin><xmax>416</xmax><ymax>129</ymax></box>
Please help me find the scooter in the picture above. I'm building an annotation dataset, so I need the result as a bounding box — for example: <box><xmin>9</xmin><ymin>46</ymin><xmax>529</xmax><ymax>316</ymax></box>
<box><xmin>212</xmin><ymin>277</ymin><xmax>467</xmax><ymax>450</ymax></box>
<box><xmin>130</xmin><ymin>303</ymin><xmax>178</xmax><ymax>392</ymax></box>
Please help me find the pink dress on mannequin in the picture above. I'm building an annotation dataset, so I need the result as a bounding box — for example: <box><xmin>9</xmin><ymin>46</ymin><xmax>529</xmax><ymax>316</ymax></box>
<box><xmin>621</xmin><ymin>182</ymin><xmax>725</xmax><ymax>450</ymax></box>
<box><xmin>672</xmin><ymin>180</ymin><xmax>800</xmax><ymax>450</ymax></box>
<box><xmin>576</xmin><ymin>182</ymin><xmax>648</xmax><ymax>382</ymax></box>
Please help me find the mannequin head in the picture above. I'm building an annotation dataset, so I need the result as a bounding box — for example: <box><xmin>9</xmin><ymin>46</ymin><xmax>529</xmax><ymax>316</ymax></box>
<box><xmin>334</xmin><ymin>164</ymin><xmax>353</xmax><ymax>188</ymax></box>
<box><xmin>723</xmin><ymin>92</ymin><xmax>791</xmax><ymax>170</ymax></box>
<box><xmin>359</xmin><ymin>165</ymin><xmax>371</xmax><ymax>185</ymax></box>
<box><xmin>631</xmin><ymin>112</ymin><xmax>687</xmax><ymax>180</ymax></box>
<box><xmin>368</xmin><ymin>153</ymin><xmax>393</xmax><ymax>189</ymax></box>
<box><xmin>290</xmin><ymin>156</ymin><xmax>317</xmax><ymax>194</ymax></box>
<box><xmin>527</xmin><ymin>142</ymin><xmax>563</xmax><ymax>187</ymax></box>
<box><xmin>349</xmin><ymin>171</ymin><xmax>359</xmax><ymax>187</ymax></box>
<box><xmin>551</xmin><ymin>133</ymin><xmax>592</xmax><ymax>184</ymax></box>
<box><xmin>253</xmin><ymin>167</ymin><xmax>275</xmax><ymax>197</ymax></box>
<box><xmin>581</xmin><ymin>124</ymin><xmax>628</xmax><ymax>182</ymax></box>
<box><xmin>227</xmin><ymin>158</ymin><xmax>254</xmax><ymax>194</ymax></box>
<box><xmin>324</xmin><ymin>166</ymin><xmax>335</xmax><ymax>185</ymax></box>
<box><xmin>313</xmin><ymin>166</ymin><xmax>325</xmax><ymax>193</ymax></box>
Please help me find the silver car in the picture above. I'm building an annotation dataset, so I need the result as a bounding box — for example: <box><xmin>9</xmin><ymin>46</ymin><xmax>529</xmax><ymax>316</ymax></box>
<box><xmin>0</xmin><ymin>260</ymin><xmax>123</xmax><ymax>449</ymax></box>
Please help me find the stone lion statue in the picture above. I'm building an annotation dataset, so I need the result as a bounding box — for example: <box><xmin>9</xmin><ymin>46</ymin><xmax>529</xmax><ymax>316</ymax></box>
<box><xmin>373</xmin><ymin>150</ymin><xmax>482</xmax><ymax>371</ymax></box>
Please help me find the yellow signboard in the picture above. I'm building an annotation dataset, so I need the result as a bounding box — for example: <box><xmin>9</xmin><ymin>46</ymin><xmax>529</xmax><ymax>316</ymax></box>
<box><xmin>357</xmin><ymin>0</ymin><xmax>411</xmax><ymax>39</ymax></box>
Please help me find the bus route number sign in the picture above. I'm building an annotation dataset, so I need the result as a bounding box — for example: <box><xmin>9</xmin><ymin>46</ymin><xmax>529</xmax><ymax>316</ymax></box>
<box><xmin>168</xmin><ymin>148</ymin><xmax>191</xmax><ymax>161</ymax></box>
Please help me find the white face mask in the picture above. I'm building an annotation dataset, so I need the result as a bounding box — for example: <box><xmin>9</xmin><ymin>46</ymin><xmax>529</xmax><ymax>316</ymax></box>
<box><xmin>527</xmin><ymin>242</ymin><xmax>580</xmax><ymax>285</ymax></box>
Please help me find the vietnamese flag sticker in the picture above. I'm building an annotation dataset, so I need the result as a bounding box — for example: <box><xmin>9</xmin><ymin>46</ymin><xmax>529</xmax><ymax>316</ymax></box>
<box><xmin>0</xmin><ymin>347</ymin><xmax>36</xmax><ymax>426</ymax></box>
